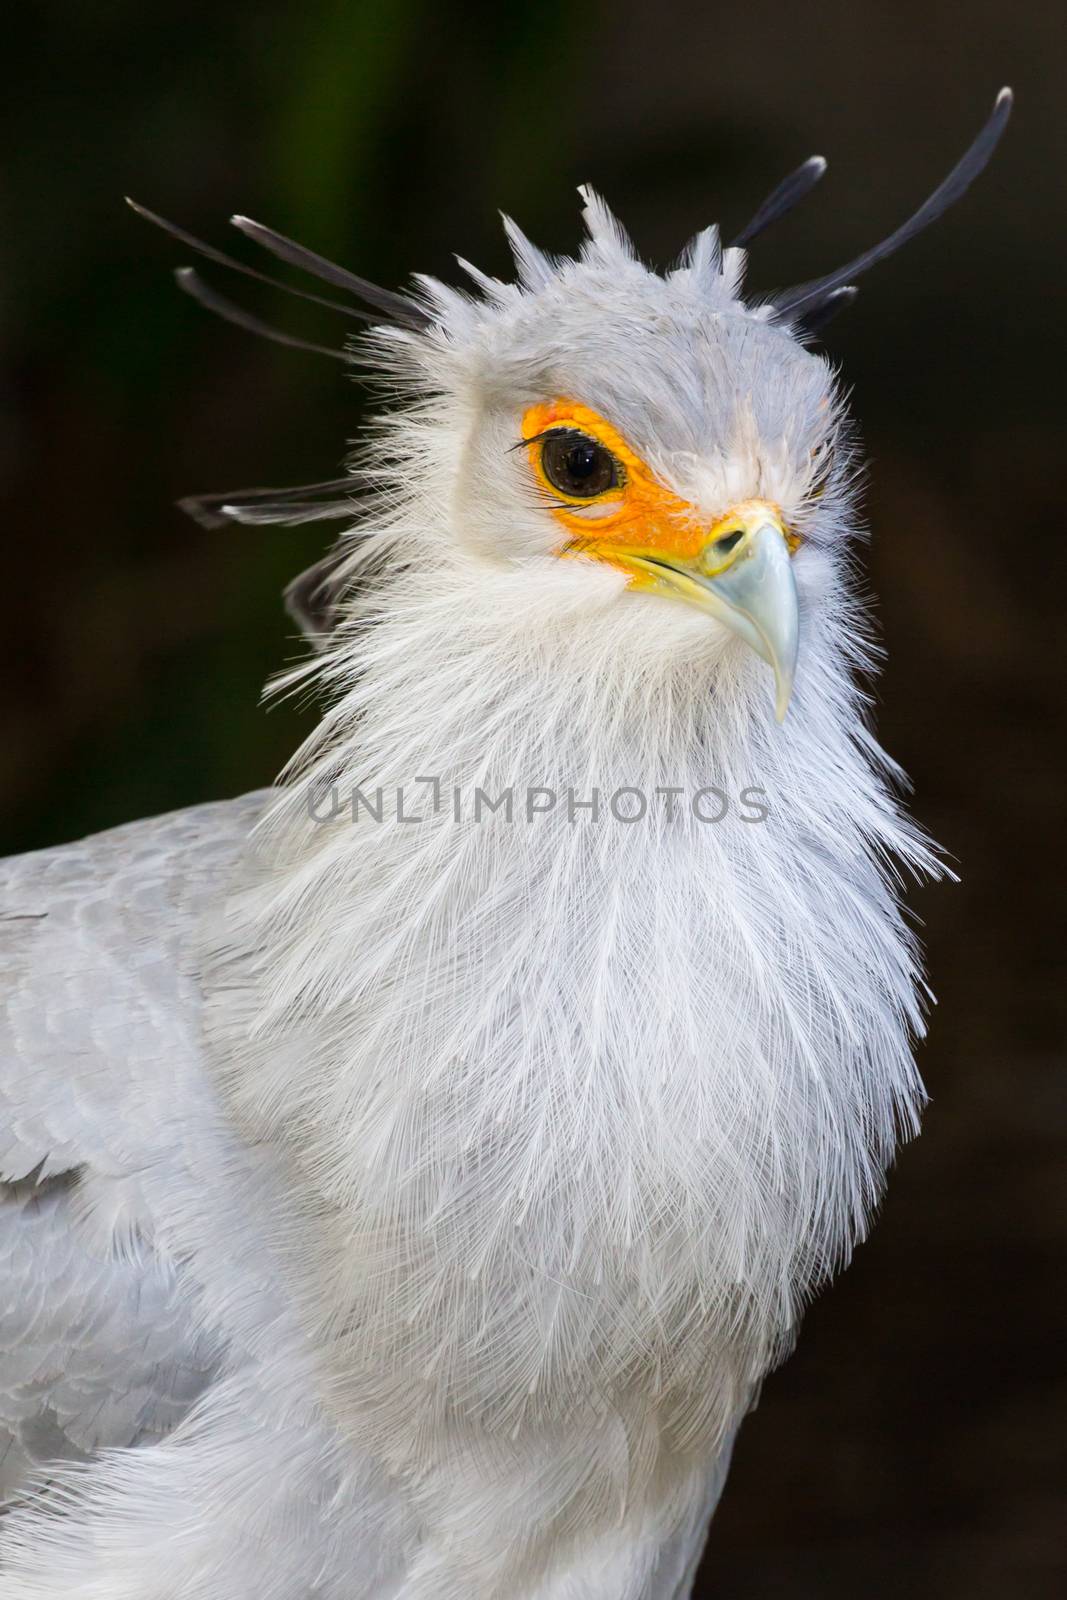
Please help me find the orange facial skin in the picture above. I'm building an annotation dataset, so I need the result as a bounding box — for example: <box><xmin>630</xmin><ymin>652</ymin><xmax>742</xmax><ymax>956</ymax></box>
<box><xmin>521</xmin><ymin>400</ymin><xmax>797</xmax><ymax>590</ymax></box>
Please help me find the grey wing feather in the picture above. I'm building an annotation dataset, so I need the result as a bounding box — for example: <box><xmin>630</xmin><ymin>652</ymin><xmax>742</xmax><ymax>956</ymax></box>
<box><xmin>0</xmin><ymin>1172</ymin><xmax>216</xmax><ymax>1503</ymax></box>
<box><xmin>0</xmin><ymin>792</ymin><xmax>270</xmax><ymax>1507</ymax></box>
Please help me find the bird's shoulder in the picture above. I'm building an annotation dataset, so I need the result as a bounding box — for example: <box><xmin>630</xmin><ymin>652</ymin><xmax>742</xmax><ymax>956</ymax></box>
<box><xmin>0</xmin><ymin>791</ymin><xmax>272</xmax><ymax>1506</ymax></box>
<box><xmin>0</xmin><ymin>789</ymin><xmax>271</xmax><ymax>1181</ymax></box>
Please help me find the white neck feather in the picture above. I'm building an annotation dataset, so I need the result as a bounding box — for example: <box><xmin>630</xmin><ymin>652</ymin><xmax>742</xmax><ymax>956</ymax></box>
<box><xmin>212</xmin><ymin>541</ymin><xmax>936</xmax><ymax>1506</ymax></box>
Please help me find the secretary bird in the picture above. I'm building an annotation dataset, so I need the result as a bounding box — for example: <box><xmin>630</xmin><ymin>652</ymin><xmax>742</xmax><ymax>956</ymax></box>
<box><xmin>0</xmin><ymin>89</ymin><xmax>1011</xmax><ymax>1600</ymax></box>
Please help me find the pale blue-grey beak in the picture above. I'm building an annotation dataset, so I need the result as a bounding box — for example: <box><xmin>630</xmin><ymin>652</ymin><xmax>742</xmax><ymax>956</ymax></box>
<box><xmin>626</xmin><ymin>511</ymin><xmax>800</xmax><ymax>721</ymax></box>
<box><xmin>700</xmin><ymin>521</ymin><xmax>800</xmax><ymax>722</ymax></box>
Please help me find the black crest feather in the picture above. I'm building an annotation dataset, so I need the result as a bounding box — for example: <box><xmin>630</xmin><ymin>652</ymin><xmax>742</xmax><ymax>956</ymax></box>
<box><xmin>178</xmin><ymin>478</ymin><xmax>360</xmax><ymax>530</ymax></box>
<box><xmin>731</xmin><ymin>155</ymin><xmax>827</xmax><ymax>248</ymax></box>
<box><xmin>173</xmin><ymin>269</ymin><xmax>347</xmax><ymax>361</ymax></box>
<box><xmin>126</xmin><ymin>200</ymin><xmax>369</xmax><ymax>322</ymax></box>
<box><xmin>129</xmin><ymin>198</ymin><xmax>429</xmax><ymax>357</ymax></box>
<box><xmin>773</xmin><ymin>87</ymin><xmax>1013</xmax><ymax>322</ymax></box>
<box><xmin>284</xmin><ymin>545</ymin><xmax>361</xmax><ymax>643</ymax></box>
<box><xmin>230</xmin><ymin>216</ymin><xmax>430</xmax><ymax>330</ymax></box>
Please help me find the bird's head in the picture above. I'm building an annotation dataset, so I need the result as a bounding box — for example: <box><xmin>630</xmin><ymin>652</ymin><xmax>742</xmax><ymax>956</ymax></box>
<box><xmin>144</xmin><ymin>89</ymin><xmax>1010</xmax><ymax>726</ymax></box>
<box><xmin>395</xmin><ymin>192</ymin><xmax>841</xmax><ymax>722</ymax></box>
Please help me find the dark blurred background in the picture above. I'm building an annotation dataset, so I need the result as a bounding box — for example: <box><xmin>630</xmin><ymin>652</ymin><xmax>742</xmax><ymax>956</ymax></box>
<box><xmin>2</xmin><ymin>2</ymin><xmax>1064</xmax><ymax>1594</ymax></box>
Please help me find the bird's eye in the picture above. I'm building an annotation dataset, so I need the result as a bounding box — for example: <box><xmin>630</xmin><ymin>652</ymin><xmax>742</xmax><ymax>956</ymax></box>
<box><xmin>540</xmin><ymin>431</ymin><xmax>619</xmax><ymax>499</ymax></box>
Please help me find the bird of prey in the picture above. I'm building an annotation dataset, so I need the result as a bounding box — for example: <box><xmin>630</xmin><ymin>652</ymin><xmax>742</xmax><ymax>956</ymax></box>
<box><xmin>0</xmin><ymin>90</ymin><xmax>1011</xmax><ymax>1600</ymax></box>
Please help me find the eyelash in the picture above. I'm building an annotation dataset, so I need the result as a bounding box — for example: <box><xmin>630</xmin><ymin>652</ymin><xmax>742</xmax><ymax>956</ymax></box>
<box><xmin>511</xmin><ymin>428</ymin><xmax>594</xmax><ymax>453</ymax></box>
<box><xmin>511</xmin><ymin>430</ymin><xmax>554</xmax><ymax>452</ymax></box>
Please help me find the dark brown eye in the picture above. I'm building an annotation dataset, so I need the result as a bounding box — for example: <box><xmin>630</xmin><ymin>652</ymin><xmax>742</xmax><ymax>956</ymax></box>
<box><xmin>540</xmin><ymin>430</ymin><xmax>619</xmax><ymax>498</ymax></box>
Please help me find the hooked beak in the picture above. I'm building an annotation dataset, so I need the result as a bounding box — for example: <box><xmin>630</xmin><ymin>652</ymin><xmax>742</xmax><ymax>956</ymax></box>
<box><xmin>620</xmin><ymin>501</ymin><xmax>801</xmax><ymax>721</ymax></box>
